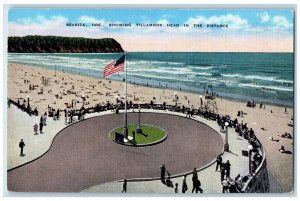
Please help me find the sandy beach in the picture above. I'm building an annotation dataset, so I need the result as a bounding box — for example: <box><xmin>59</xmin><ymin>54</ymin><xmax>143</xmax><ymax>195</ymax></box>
<box><xmin>7</xmin><ymin>62</ymin><xmax>294</xmax><ymax>192</ymax></box>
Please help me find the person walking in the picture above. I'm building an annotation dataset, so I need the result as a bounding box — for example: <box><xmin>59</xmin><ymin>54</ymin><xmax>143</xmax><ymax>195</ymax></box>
<box><xmin>220</xmin><ymin>162</ymin><xmax>226</xmax><ymax>182</ymax></box>
<box><xmin>195</xmin><ymin>178</ymin><xmax>203</xmax><ymax>193</ymax></box>
<box><xmin>122</xmin><ymin>179</ymin><xmax>127</xmax><ymax>193</ymax></box>
<box><xmin>216</xmin><ymin>154</ymin><xmax>223</xmax><ymax>171</ymax></box>
<box><xmin>56</xmin><ymin>108</ymin><xmax>60</xmax><ymax>120</ymax></box>
<box><xmin>182</xmin><ymin>175</ymin><xmax>188</xmax><ymax>193</ymax></box>
<box><xmin>192</xmin><ymin>177</ymin><xmax>203</xmax><ymax>193</ymax></box>
<box><xmin>33</xmin><ymin>123</ymin><xmax>38</xmax><ymax>135</ymax></box>
<box><xmin>224</xmin><ymin>160</ymin><xmax>231</xmax><ymax>178</ymax></box>
<box><xmin>19</xmin><ymin>139</ymin><xmax>25</xmax><ymax>156</ymax></box>
<box><xmin>65</xmin><ymin>108</ymin><xmax>68</xmax><ymax>124</ymax></box>
<box><xmin>175</xmin><ymin>183</ymin><xmax>178</xmax><ymax>193</ymax></box>
<box><xmin>40</xmin><ymin>115</ymin><xmax>43</xmax><ymax>124</ymax></box>
<box><xmin>160</xmin><ymin>164</ymin><xmax>166</xmax><ymax>183</ymax></box>
<box><xmin>192</xmin><ymin>168</ymin><xmax>198</xmax><ymax>193</ymax></box>
<box><xmin>43</xmin><ymin>112</ymin><xmax>47</xmax><ymax>126</ymax></box>
<box><xmin>192</xmin><ymin>177</ymin><xmax>197</xmax><ymax>193</ymax></box>
<box><xmin>39</xmin><ymin>121</ymin><xmax>43</xmax><ymax>134</ymax></box>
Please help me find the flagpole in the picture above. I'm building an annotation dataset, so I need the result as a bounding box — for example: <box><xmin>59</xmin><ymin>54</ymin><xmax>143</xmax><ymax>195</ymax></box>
<box><xmin>123</xmin><ymin>51</ymin><xmax>128</xmax><ymax>139</ymax></box>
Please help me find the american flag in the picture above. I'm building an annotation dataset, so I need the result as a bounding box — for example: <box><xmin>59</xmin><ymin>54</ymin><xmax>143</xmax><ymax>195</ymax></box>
<box><xmin>103</xmin><ymin>54</ymin><xmax>125</xmax><ymax>78</ymax></box>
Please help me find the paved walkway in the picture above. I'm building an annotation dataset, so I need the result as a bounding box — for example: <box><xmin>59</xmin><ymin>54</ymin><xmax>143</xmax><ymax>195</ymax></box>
<box><xmin>7</xmin><ymin>105</ymin><xmax>65</xmax><ymax>170</ymax></box>
<box><xmin>7</xmin><ymin>105</ymin><xmax>250</xmax><ymax>193</ymax></box>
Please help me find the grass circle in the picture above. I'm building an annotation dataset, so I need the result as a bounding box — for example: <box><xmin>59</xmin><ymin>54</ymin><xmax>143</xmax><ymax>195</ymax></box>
<box><xmin>110</xmin><ymin>124</ymin><xmax>167</xmax><ymax>146</ymax></box>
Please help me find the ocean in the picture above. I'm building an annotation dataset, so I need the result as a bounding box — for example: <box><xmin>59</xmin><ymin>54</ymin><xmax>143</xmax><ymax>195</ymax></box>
<box><xmin>8</xmin><ymin>52</ymin><xmax>294</xmax><ymax>106</ymax></box>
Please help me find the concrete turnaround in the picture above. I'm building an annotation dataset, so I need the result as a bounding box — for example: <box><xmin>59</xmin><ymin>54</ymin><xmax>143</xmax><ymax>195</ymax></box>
<box><xmin>7</xmin><ymin>112</ymin><xmax>223</xmax><ymax>192</ymax></box>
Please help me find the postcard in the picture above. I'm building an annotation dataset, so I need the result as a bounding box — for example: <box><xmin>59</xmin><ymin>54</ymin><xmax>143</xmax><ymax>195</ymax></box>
<box><xmin>5</xmin><ymin>6</ymin><xmax>294</xmax><ymax>194</ymax></box>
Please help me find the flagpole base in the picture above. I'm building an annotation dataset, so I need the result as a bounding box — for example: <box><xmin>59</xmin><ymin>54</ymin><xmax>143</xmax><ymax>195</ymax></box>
<box><xmin>123</xmin><ymin>136</ymin><xmax>133</xmax><ymax>143</ymax></box>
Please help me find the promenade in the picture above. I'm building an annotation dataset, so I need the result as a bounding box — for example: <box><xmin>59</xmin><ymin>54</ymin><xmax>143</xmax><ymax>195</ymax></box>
<box><xmin>7</xmin><ymin>104</ymin><xmax>254</xmax><ymax>193</ymax></box>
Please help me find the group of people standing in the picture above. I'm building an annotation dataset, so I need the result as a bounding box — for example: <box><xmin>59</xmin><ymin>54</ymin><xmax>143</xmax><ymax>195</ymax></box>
<box><xmin>64</xmin><ymin>107</ymin><xmax>84</xmax><ymax>124</ymax></box>
<box><xmin>33</xmin><ymin>112</ymin><xmax>48</xmax><ymax>135</ymax></box>
<box><xmin>216</xmin><ymin>154</ymin><xmax>239</xmax><ymax>193</ymax></box>
<box><xmin>160</xmin><ymin>164</ymin><xmax>203</xmax><ymax>194</ymax></box>
<box><xmin>216</xmin><ymin>155</ymin><xmax>232</xmax><ymax>179</ymax></box>
<box><xmin>18</xmin><ymin>112</ymin><xmax>48</xmax><ymax>156</ymax></box>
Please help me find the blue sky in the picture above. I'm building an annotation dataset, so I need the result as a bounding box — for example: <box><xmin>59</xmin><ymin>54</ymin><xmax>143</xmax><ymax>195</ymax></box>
<box><xmin>9</xmin><ymin>8</ymin><xmax>293</xmax><ymax>25</ymax></box>
<box><xmin>7</xmin><ymin>8</ymin><xmax>294</xmax><ymax>52</ymax></box>
<box><xmin>9</xmin><ymin>8</ymin><xmax>294</xmax><ymax>28</ymax></box>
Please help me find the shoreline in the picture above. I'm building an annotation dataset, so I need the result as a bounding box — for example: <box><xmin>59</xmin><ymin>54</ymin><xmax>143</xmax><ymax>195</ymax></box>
<box><xmin>8</xmin><ymin>61</ymin><xmax>294</xmax><ymax>108</ymax></box>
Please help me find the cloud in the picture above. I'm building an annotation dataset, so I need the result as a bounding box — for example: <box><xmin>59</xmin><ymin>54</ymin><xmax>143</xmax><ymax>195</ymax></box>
<box><xmin>258</xmin><ymin>12</ymin><xmax>270</xmax><ymax>23</ymax></box>
<box><xmin>272</xmin><ymin>16</ymin><xmax>293</xmax><ymax>29</ymax></box>
<box><xmin>78</xmin><ymin>16</ymin><xmax>106</xmax><ymax>25</ymax></box>
<box><xmin>16</xmin><ymin>18</ymin><xmax>33</xmax><ymax>25</ymax></box>
<box><xmin>156</xmin><ymin>19</ymin><xmax>168</xmax><ymax>24</ymax></box>
<box><xmin>36</xmin><ymin>15</ymin><xmax>47</xmax><ymax>23</ymax></box>
<box><xmin>185</xmin><ymin>14</ymin><xmax>249</xmax><ymax>30</ymax></box>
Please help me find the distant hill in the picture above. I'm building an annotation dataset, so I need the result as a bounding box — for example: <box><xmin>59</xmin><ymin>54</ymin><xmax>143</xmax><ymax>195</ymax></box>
<box><xmin>8</xmin><ymin>35</ymin><xmax>124</xmax><ymax>53</ymax></box>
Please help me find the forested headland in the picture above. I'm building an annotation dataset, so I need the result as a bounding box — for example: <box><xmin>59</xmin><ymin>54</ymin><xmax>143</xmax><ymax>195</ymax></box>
<box><xmin>8</xmin><ymin>35</ymin><xmax>124</xmax><ymax>53</ymax></box>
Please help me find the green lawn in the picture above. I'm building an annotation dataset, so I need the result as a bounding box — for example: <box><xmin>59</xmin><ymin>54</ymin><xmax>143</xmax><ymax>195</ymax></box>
<box><xmin>110</xmin><ymin>124</ymin><xmax>166</xmax><ymax>146</ymax></box>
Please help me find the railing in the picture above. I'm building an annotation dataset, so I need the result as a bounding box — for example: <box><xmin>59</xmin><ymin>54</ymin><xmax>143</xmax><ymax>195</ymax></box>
<box><xmin>241</xmin><ymin>138</ymin><xmax>270</xmax><ymax>193</ymax></box>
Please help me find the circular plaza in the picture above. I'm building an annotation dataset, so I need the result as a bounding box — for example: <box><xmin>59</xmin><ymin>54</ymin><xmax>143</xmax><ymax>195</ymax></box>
<box><xmin>7</xmin><ymin>112</ymin><xmax>223</xmax><ymax>192</ymax></box>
